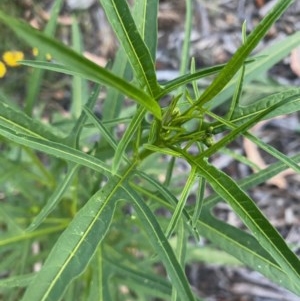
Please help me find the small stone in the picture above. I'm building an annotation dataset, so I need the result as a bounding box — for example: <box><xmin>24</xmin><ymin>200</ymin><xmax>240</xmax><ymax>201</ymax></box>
<box><xmin>66</xmin><ymin>0</ymin><xmax>95</xmax><ymax>11</ymax></box>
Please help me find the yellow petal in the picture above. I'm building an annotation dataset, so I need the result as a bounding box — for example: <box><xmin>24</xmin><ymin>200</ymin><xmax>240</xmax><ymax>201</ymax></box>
<box><xmin>46</xmin><ymin>53</ymin><xmax>52</xmax><ymax>61</ymax></box>
<box><xmin>2</xmin><ymin>51</ymin><xmax>24</xmax><ymax>67</ymax></box>
<box><xmin>32</xmin><ymin>47</ymin><xmax>39</xmax><ymax>57</ymax></box>
<box><xmin>0</xmin><ymin>61</ymin><xmax>7</xmax><ymax>78</ymax></box>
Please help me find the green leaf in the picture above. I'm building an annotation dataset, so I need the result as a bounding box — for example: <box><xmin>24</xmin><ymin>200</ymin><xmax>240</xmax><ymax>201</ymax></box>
<box><xmin>195</xmin><ymin>0</ymin><xmax>293</xmax><ymax>107</ymax></box>
<box><xmin>132</xmin><ymin>0</ymin><xmax>158</xmax><ymax>60</ymax></box>
<box><xmin>88</xmin><ymin>247</ymin><xmax>112</xmax><ymax>301</ymax></box>
<box><xmin>27</xmin><ymin>164</ymin><xmax>80</xmax><ymax>231</ymax></box>
<box><xmin>166</xmin><ymin>167</ymin><xmax>197</xmax><ymax>238</ymax></box>
<box><xmin>70</xmin><ymin>15</ymin><xmax>88</xmax><ymax>118</ymax></box>
<box><xmin>21</xmin><ymin>178</ymin><xmax>122</xmax><ymax>301</ymax></box>
<box><xmin>0</xmin><ymin>224</ymin><xmax>66</xmax><ymax>247</ymax></box>
<box><xmin>198</xmin><ymin>92</ymin><xmax>298</xmax><ymax>159</ymax></box>
<box><xmin>212</xmin><ymin>88</ymin><xmax>300</xmax><ymax>134</ymax></box>
<box><xmin>210</xmin><ymin>30</ymin><xmax>300</xmax><ymax>108</ymax></box>
<box><xmin>192</xmin><ymin>174</ymin><xmax>206</xmax><ymax>228</ymax></box>
<box><xmin>133</xmin><ymin>170</ymin><xmax>197</xmax><ymax>238</ymax></box>
<box><xmin>0</xmin><ymin>205</ymin><xmax>24</xmax><ymax>234</ymax></box>
<box><xmin>159</xmin><ymin>64</ymin><xmax>227</xmax><ymax>98</ymax></box>
<box><xmin>105</xmin><ymin>254</ymin><xmax>172</xmax><ymax>298</ymax></box>
<box><xmin>158</xmin><ymin>58</ymin><xmax>259</xmax><ymax>98</ymax></box>
<box><xmin>24</xmin><ymin>0</ymin><xmax>64</xmax><ymax>115</ymax></box>
<box><xmin>0</xmin><ymin>100</ymin><xmax>64</xmax><ymax>142</ymax></box>
<box><xmin>100</xmin><ymin>0</ymin><xmax>161</xmax><ymax>96</ymax></box>
<box><xmin>192</xmin><ymin>159</ymin><xmax>300</xmax><ymax>287</ymax></box>
<box><xmin>67</xmin><ymin>83</ymin><xmax>102</xmax><ymax>147</ymax></box>
<box><xmin>171</xmin><ymin>220</ymin><xmax>187</xmax><ymax>301</ymax></box>
<box><xmin>0</xmin><ymin>274</ymin><xmax>35</xmax><ymax>288</ymax></box>
<box><xmin>198</xmin><ymin>209</ymin><xmax>300</xmax><ymax>296</ymax></box>
<box><xmin>244</xmin><ymin>132</ymin><xmax>300</xmax><ymax>174</ymax></box>
<box><xmin>0</xmin><ymin>12</ymin><xmax>161</xmax><ymax>120</ymax></box>
<box><xmin>83</xmin><ymin>106</ymin><xmax>118</xmax><ymax>150</ymax></box>
<box><xmin>231</xmin><ymin>88</ymin><xmax>300</xmax><ymax>122</ymax></box>
<box><xmin>112</xmin><ymin>107</ymin><xmax>146</xmax><ymax>174</ymax></box>
<box><xmin>179</xmin><ymin>0</ymin><xmax>193</xmax><ymax>77</ymax></box>
<box><xmin>0</xmin><ymin>126</ymin><xmax>112</xmax><ymax>176</ymax></box>
<box><xmin>203</xmin><ymin>153</ymin><xmax>300</xmax><ymax>209</ymax></box>
<box><xmin>102</xmin><ymin>49</ymin><xmax>130</xmax><ymax>121</ymax></box>
<box><xmin>226</xmin><ymin>56</ymin><xmax>246</xmax><ymax>120</ymax></box>
<box><xmin>123</xmin><ymin>184</ymin><xmax>196</xmax><ymax>301</ymax></box>
<box><xmin>205</xmin><ymin>92</ymin><xmax>300</xmax><ymax>175</ymax></box>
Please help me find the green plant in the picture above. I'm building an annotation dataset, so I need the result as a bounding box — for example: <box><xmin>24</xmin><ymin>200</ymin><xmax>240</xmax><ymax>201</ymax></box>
<box><xmin>0</xmin><ymin>0</ymin><xmax>300</xmax><ymax>300</ymax></box>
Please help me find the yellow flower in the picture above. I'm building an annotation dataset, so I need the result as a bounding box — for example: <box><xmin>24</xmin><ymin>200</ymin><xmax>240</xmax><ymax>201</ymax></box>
<box><xmin>32</xmin><ymin>47</ymin><xmax>39</xmax><ymax>57</ymax></box>
<box><xmin>0</xmin><ymin>61</ymin><xmax>7</xmax><ymax>78</ymax></box>
<box><xmin>2</xmin><ymin>51</ymin><xmax>24</xmax><ymax>67</ymax></box>
<box><xmin>45</xmin><ymin>53</ymin><xmax>52</xmax><ymax>61</ymax></box>
<box><xmin>32</xmin><ymin>47</ymin><xmax>52</xmax><ymax>61</ymax></box>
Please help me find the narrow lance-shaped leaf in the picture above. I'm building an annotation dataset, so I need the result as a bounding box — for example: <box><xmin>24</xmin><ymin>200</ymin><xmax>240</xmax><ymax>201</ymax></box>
<box><xmin>105</xmin><ymin>254</ymin><xmax>172</xmax><ymax>298</ymax></box>
<box><xmin>165</xmin><ymin>167</ymin><xmax>197</xmax><ymax>238</ymax></box>
<box><xmin>179</xmin><ymin>0</ymin><xmax>193</xmax><ymax>77</ymax></box>
<box><xmin>194</xmin><ymin>0</ymin><xmax>293</xmax><ymax>107</ymax></box>
<box><xmin>203</xmin><ymin>153</ymin><xmax>300</xmax><ymax>209</ymax></box>
<box><xmin>27</xmin><ymin>164</ymin><xmax>80</xmax><ymax>231</ymax></box>
<box><xmin>159</xmin><ymin>58</ymin><xmax>258</xmax><ymax>98</ymax></box>
<box><xmin>25</xmin><ymin>0</ymin><xmax>64</xmax><ymax>115</ymax></box>
<box><xmin>133</xmin><ymin>170</ymin><xmax>197</xmax><ymax>238</ymax></box>
<box><xmin>67</xmin><ymin>83</ymin><xmax>102</xmax><ymax>147</ymax></box>
<box><xmin>102</xmin><ymin>48</ymin><xmax>130</xmax><ymax>121</ymax></box>
<box><xmin>211</xmin><ymin>88</ymin><xmax>300</xmax><ymax>133</ymax></box>
<box><xmin>0</xmin><ymin>224</ymin><xmax>67</xmax><ymax>248</ymax></box>
<box><xmin>123</xmin><ymin>184</ymin><xmax>196</xmax><ymax>301</ymax></box>
<box><xmin>197</xmin><ymin>93</ymin><xmax>300</xmax><ymax>159</ymax></box>
<box><xmin>200</xmin><ymin>93</ymin><xmax>300</xmax><ymax>175</ymax></box>
<box><xmin>192</xmin><ymin>158</ymin><xmax>300</xmax><ymax>287</ymax></box>
<box><xmin>83</xmin><ymin>106</ymin><xmax>118</xmax><ymax>151</ymax></box>
<box><xmin>132</xmin><ymin>0</ymin><xmax>158</xmax><ymax>60</ymax></box>
<box><xmin>0</xmin><ymin>100</ymin><xmax>64</xmax><ymax>142</ymax></box>
<box><xmin>197</xmin><ymin>209</ymin><xmax>300</xmax><ymax>296</ymax></box>
<box><xmin>71</xmin><ymin>15</ymin><xmax>88</xmax><ymax>118</ymax></box>
<box><xmin>231</xmin><ymin>88</ymin><xmax>300</xmax><ymax>123</ymax></box>
<box><xmin>200</xmin><ymin>95</ymin><xmax>300</xmax><ymax>175</ymax></box>
<box><xmin>171</xmin><ymin>219</ymin><xmax>187</xmax><ymax>301</ymax></box>
<box><xmin>210</xmin><ymin>31</ymin><xmax>300</xmax><ymax>109</ymax></box>
<box><xmin>0</xmin><ymin>274</ymin><xmax>35</xmax><ymax>289</ymax></box>
<box><xmin>88</xmin><ymin>247</ymin><xmax>112</xmax><ymax>301</ymax></box>
<box><xmin>21</xmin><ymin>176</ymin><xmax>123</xmax><ymax>301</ymax></box>
<box><xmin>0</xmin><ymin>126</ymin><xmax>112</xmax><ymax>176</ymax></box>
<box><xmin>0</xmin><ymin>12</ymin><xmax>161</xmax><ymax>120</ymax></box>
<box><xmin>244</xmin><ymin>132</ymin><xmax>300</xmax><ymax>174</ymax></box>
<box><xmin>112</xmin><ymin>106</ymin><xmax>146</xmax><ymax>174</ymax></box>
<box><xmin>100</xmin><ymin>0</ymin><xmax>161</xmax><ymax>96</ymax></box>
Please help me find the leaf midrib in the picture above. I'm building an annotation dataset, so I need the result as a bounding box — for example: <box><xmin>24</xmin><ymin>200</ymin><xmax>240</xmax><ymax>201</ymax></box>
<box><xmin>41</xmin><ymin>164</ymin><xmax>136</xmax><ymax>300</ymax></box>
